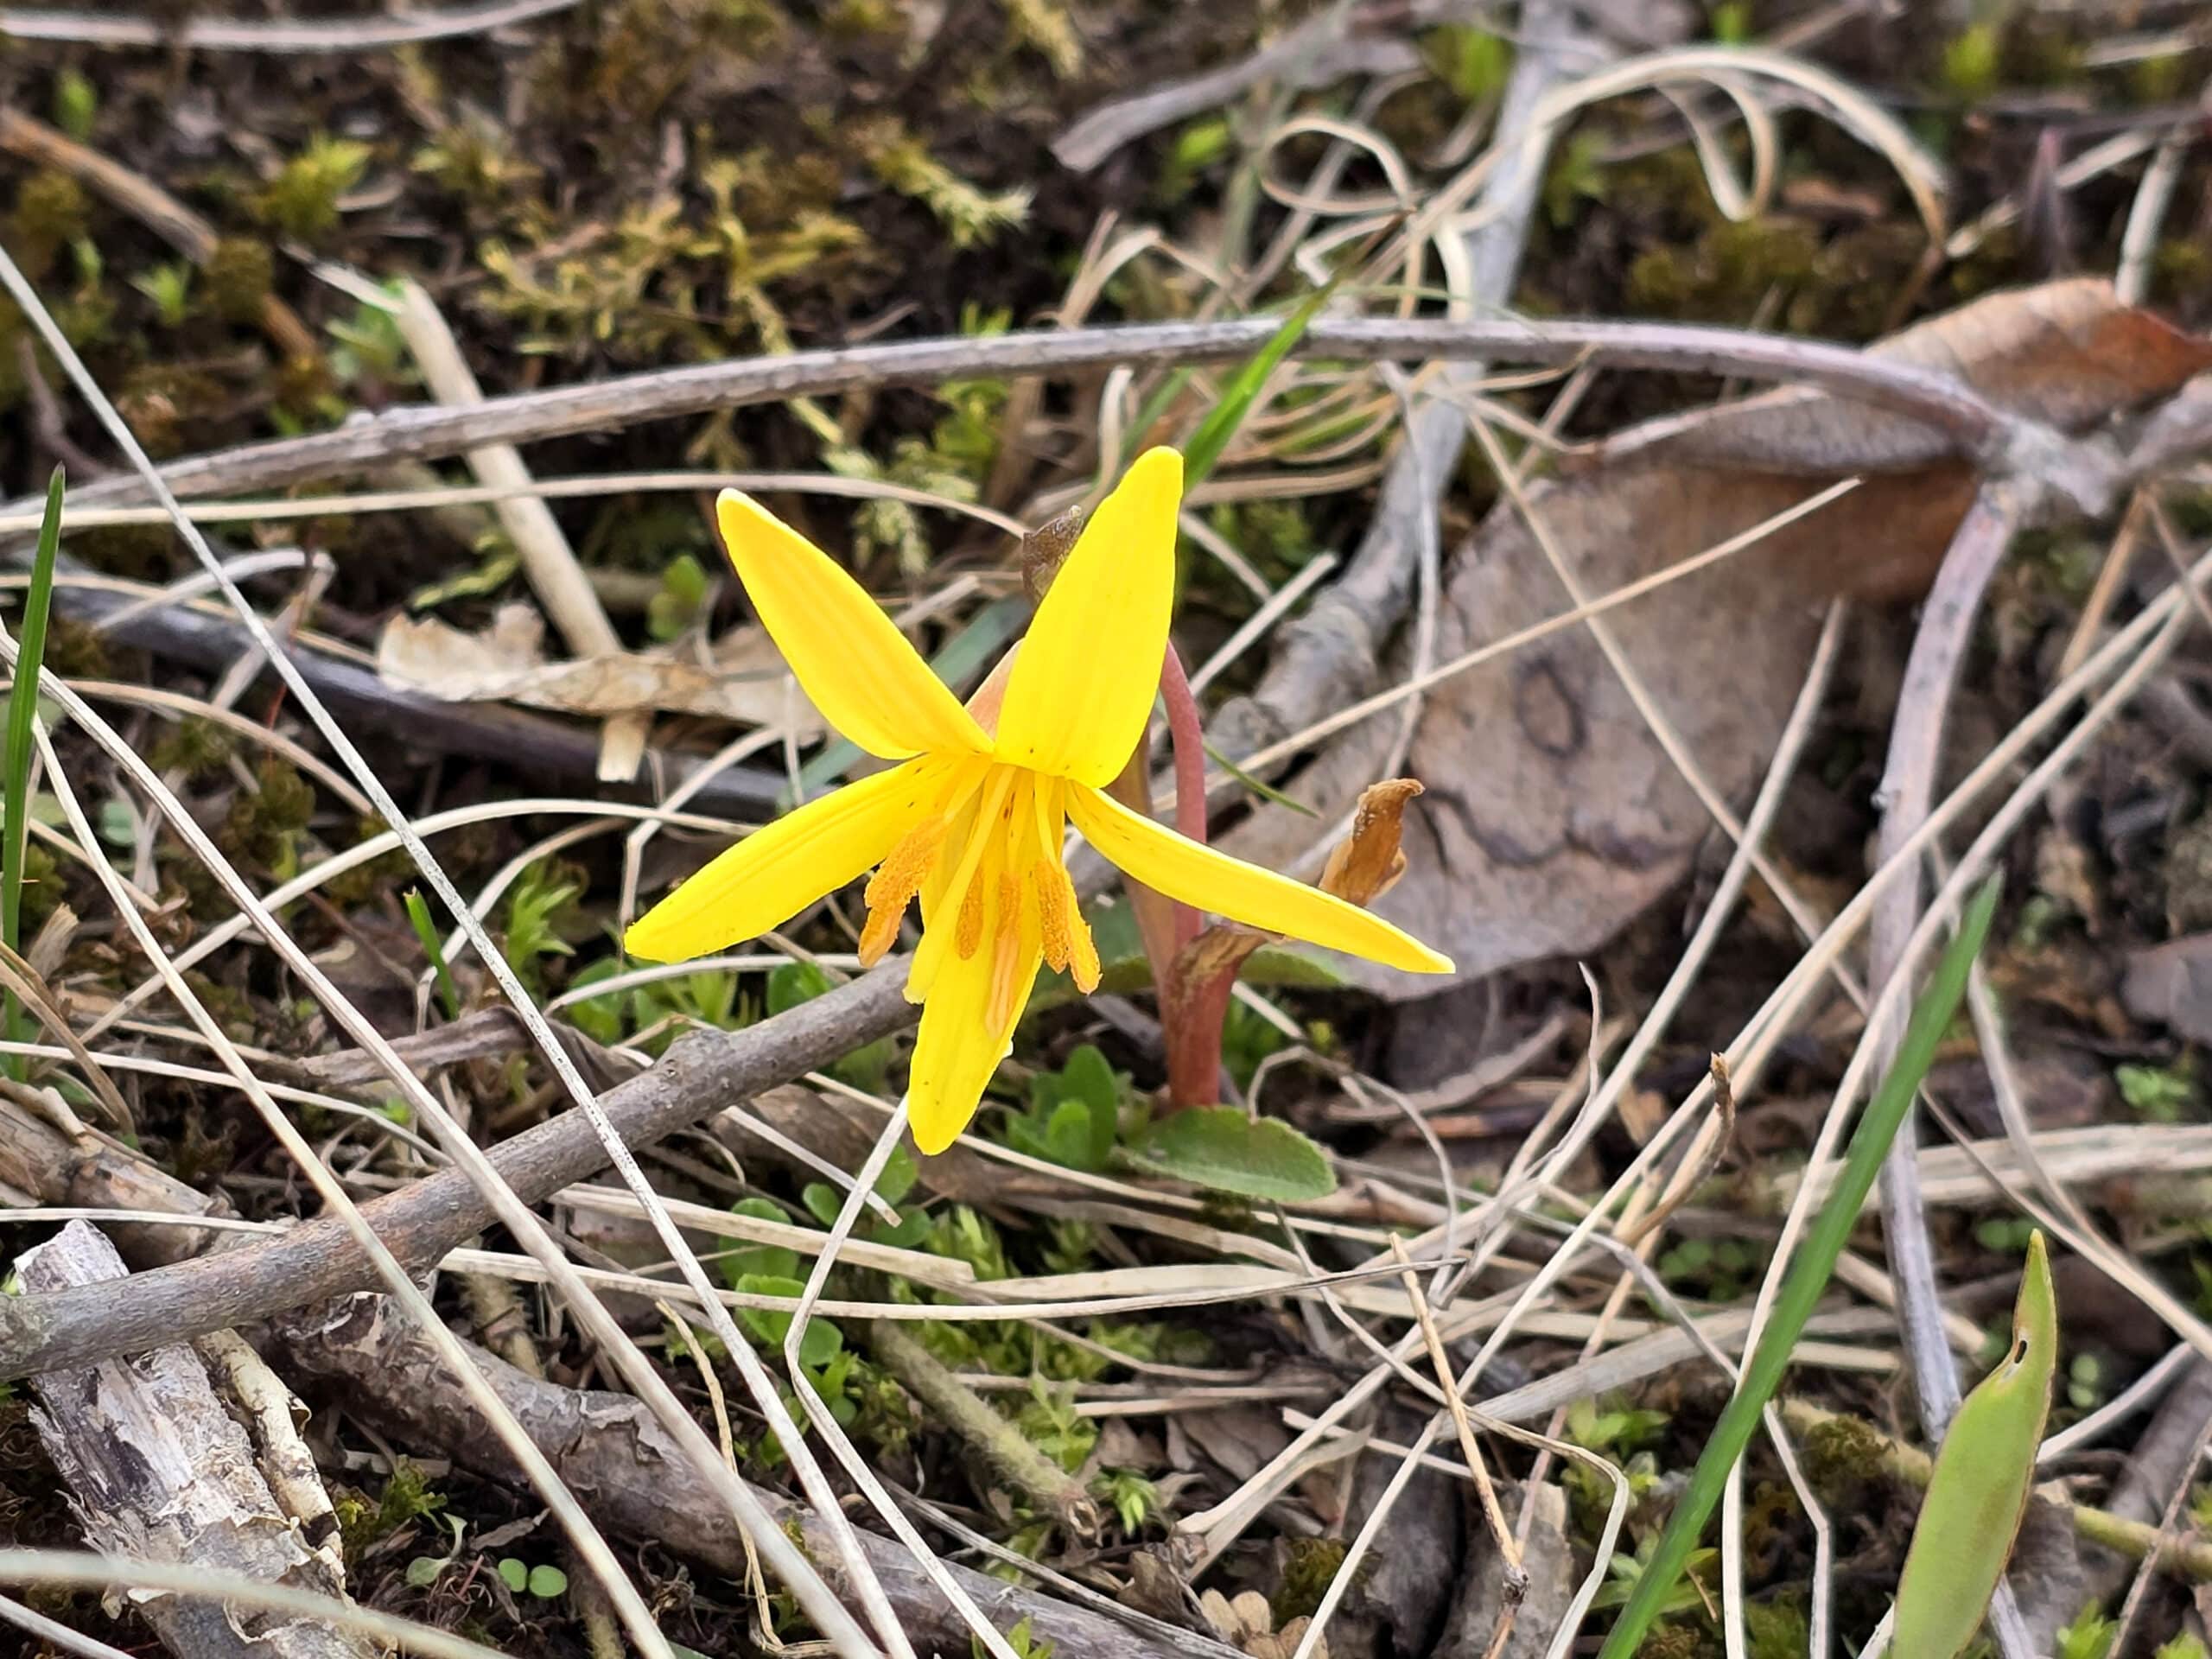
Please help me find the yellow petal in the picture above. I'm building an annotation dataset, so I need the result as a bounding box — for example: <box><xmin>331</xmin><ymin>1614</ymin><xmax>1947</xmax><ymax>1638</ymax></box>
<box><xmin>626</xmin><ymin>760</ymin><xmax>939</xmax><ymax>963</ymax></box>
<box><xmin>994</xmin><ymin>447</ymin><xmax>1182</xmax><ymax>785</ymax></box>
<box><xmin>906</xmin><ymin>876</ymin><xmax>1041</xmax><ymax>1154</ymax></box>
<box><xmin>1065</xmin><ymin>784</ymin><xmax>1455</xmax><ymax>976</ymax></box>
<box><xmin>717</xmin><ymin>491</ymin><xmax>991</xmax><ymax>761</ymax></box>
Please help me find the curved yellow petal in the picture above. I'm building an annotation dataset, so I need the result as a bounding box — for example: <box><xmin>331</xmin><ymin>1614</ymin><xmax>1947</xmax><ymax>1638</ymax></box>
<box><xmin>906</xmin><ymin>874</ymin><xmax>1041</xmax><ymax>1154</ymax></box>
<box><xmin>626</xmin><ymin>760</ymin><xmax>938</xmax><ymax>963</ymax></box>
<box><xmin>994</xmin><ymin>447</ymin><xmax>1182</xmax><ymax>785</ymax></box>
<box><xmin>717</xmin><ymin>491</ymin><xmax>991</xmax><ymax>761</ymax></box>
<box><xmin>1066</xmin><ymin>784</ymin><xmax>1455</xmax><ymax>976</ymax></box>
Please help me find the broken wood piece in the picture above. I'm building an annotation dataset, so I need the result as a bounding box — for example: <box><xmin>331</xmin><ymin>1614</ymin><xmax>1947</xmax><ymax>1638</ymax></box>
<box><xmin>267</xmin><ymin>1290</ymin><xmax>1243</xmax><ymax>1659</ymax></box>
<box><xmin>17</xmin><ymin>1221</ymin><xmax>372</xmax><ymax>1659</ymax></box>
<box><xmin>390</xmin><ymin>276</ymin><xmax>650</xmax><ymax>781</ymax></box>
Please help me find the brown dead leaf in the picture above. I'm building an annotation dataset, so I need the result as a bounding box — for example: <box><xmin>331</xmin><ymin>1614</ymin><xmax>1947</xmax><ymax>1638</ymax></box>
<box><xmin>1202</xmin><ymin>1589</ymin><xmax>1331</xmax><ymax>1659</ymax></box>
<box><xmin>1594</xmin><ymin>276</ymin><xmax>2212</xmax><ymax>524</ymax></box>
<box><xmin>377</xmin><ymin>601</ymin><xmax>829</xmax><ymax>736</ymax></box>
<box><xmin>1220</xmin><ymin>280</ymin><xmax>2212</xmax><ymax>994</ymax></box>
<box><xmin>1319</xmin><ymin>779</ymin><xmax>1421</xmax><ymax>905</ymax></box>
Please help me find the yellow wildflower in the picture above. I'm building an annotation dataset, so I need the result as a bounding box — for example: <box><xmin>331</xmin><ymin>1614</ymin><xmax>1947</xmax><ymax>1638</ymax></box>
<box><xmin>626</xmin><ymin>448</ymin><xmax>1452</xmax><ymax>1152</ymax></box>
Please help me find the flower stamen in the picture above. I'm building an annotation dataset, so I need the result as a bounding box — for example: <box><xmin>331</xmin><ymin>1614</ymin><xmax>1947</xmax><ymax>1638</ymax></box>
<box><xmin>988</xmin><ymin>870</ymin><xmax>1026</xmax><ymax>1030</ymax></box>
<box><xmin>858</xmin><ymin>815</ymin><xmax>948</xmax><ymax>966</ymax></box>
<box><xmin>1032</xmin><ymin>857</ymin><xmax>1099</xmax><ymax>991</ymax></box>
<box><xmin>956</xmin><ymin>867</ymin><xmax>987</xmax><ymax>958</ymax></box>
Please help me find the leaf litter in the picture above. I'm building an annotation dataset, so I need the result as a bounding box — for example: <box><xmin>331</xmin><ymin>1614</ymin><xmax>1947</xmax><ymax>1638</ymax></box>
<box><xmin>4</xmin><ymin>9</ymin><xmax>2212</xmax><ymax>1659</ymax></box>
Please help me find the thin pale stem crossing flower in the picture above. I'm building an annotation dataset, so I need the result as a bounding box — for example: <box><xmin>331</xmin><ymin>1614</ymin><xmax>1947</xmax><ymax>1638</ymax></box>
<box><xmin>628</xmin><ymin>447</ymin><xmax>1452</xmax><ymax>1152</ymax></box>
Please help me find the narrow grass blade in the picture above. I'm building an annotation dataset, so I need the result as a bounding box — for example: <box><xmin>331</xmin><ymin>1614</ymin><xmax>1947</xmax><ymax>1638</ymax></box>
<box><xmin>1892</xmin><ymin>1227</ymin><xmax>2056</xmax><ymax>1659</ymax></box>
<box><xmin>404</xmin><ymin>888</ymin><xmax>462</xmax><ymax>1020</ymax></box>
<box><xmin>1593</xmin><ymin>873</ymin><xmax>2003</xmax><ymax>1659</ymax></box>
<box><xmin>1116</xmin><ymin>366</ymin><xmax>1195</xmax><ymax>473</ymax></box>
<box><xmin>3</xmin><ymin>467</ymin><xmax>65</xmax><ymax>1068</ymax></box>
<box><xmin>1203</xmin><ymin>739</ymin><xmax>1318</xmax><ymax>816</ymax></box>
<box><xmin>1178</xmin><ymin>279</ymin><xmax>1338</xmax><ymax>492</ymax></box>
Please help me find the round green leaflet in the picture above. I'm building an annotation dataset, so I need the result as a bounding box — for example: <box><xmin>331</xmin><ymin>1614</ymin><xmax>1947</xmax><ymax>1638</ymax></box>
<box><xmin>1892</xmin><ymin>1228</ymin><xmax>2058</xmax><ymax>1659</ymax></box>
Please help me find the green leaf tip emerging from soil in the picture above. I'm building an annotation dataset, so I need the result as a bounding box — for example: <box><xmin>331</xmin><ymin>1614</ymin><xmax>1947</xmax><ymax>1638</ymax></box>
<box><xmin>1593</xmin><ymin>871</ymin><xmax>2003</xmax><ymax>1659</ymax></box>
<box><xmin>1892</xmin><ymin>1225</ymin><xmax>2056</xmax><ymax>1659</ymax></box>
<box><xmin>3</xmin><ymin>467</ymin><xmax>65</xmax><ymax>1071</ymax></box>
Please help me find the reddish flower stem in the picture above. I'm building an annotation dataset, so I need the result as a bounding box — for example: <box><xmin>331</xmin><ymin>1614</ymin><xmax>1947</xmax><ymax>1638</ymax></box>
<box><xmin>1157</xmin><ymin>642</ymin><xmax>1207</xmax><ymax>948</ymax></box>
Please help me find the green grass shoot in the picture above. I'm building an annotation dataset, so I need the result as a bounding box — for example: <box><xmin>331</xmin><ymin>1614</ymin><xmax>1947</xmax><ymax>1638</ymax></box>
<box><xmin>1176</xmin><ymin>277</ymin><xmax>1339</xmax><ymax>491</ymax></box>
<box><xmin>3</xmin><ymin>467</ymin><xmax>66</xmax><ymax>1076</ymax></box>
<box><xmin>1593</xmin><ymin>873</ymin><xmax>2003</xmax><ymax>1659</ymax></box>
<box><xmin>404</xmin><ymin>887</ymin><xmax>462</xmax><ymax>1020</ymax></box>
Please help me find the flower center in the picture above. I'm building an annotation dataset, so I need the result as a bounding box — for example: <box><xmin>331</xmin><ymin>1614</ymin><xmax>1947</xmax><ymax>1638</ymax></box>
<box><xmin>863</xmin><ymin>765</ymin><xmax>1100</xmax><ymax>1016</ymax></box>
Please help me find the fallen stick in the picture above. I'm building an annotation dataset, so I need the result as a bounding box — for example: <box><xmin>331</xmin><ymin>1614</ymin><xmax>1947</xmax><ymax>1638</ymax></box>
<box><xmin>18</xmin><ymin>1222</ymin><xmax>372</xmax><ymax>1659</ymax></box>
<box><xmin>265</xmin><ymin>1293</ymin><xmax>1239</xmax><ymax>1659</ymax></box>
<box><xmin>4</xmin><ymin>314</ymin><xmax>2018</xmax><ymax>529</ymax></box>
<box><xmin>0</xmin><ymin>962</ymin><xmax>914</xmax><ymax>1381</ymax></box>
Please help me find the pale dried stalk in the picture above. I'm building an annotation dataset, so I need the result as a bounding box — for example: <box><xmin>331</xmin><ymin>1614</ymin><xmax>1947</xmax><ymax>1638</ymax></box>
<box><xmin>391</xmin><ymin>277</ymin><xmax>648</xmax><ymax>781</ymax></box>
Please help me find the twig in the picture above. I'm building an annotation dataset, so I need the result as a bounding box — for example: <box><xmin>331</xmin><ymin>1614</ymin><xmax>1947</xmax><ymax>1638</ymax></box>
<box><xmin>0</xmin><ymin>0</ymin><xmax>578</xmax><ymax>48</ymax></box>
<box><xmin>8</xmin><ymin>314</ymin><xmax>2020</xmax><ymax>529</ymax></box>
<box><xmin>265</xmin><ymin>1293</ymin><xmax>1245</xmax><ymax>1659</ymax></box>
<box><xmin>864</xmin><ymin>1320</ymin><xmax>1102</xmax><ymax>1541</ymax></box>
<box><xmin>1867</xmin><ymin>481</ymin><xmax>2024</xmax><ymax>1440</ymax></box>
<box><xmin>41</xmin><ymin>568</ymin><xmax>785</xmax><ymax>811</ymax></box>
<box><xmin>16</xmin><ymin>1222</ymin><xmax>377</xmax><ymax>1659</ymax></box>
<box><xmin>0</xmin><ymin>962</ymin><xmax>913</xmax><ymax>1381</ymax></box>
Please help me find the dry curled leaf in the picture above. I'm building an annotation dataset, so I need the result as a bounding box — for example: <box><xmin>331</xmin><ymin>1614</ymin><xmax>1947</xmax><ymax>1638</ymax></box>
<box><xmin>377</xmin><ymin>602</ymin><xmax>828</xmax><ymax>735</ymax></box>
<box><xmin>1222</xmin><ymin>279</ymin><xmax>2212</xmax><ymax>995</ymax></box>
<box><xmin>1319</xmin><ymin>778</ymin><xmax>1422</xmax><ymax>906</ymax></box>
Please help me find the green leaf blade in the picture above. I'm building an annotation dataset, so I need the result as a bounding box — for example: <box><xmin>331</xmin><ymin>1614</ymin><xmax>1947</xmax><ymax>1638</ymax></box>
<box><xmin>1593</xmin><ymin>874</ymin><xmax>2003</xmax><ymax>1659</ymax></box>
<box><xmin>3</xmin><ymin>467</ymin><xmax>64</xmax><ymax>1066</ymax></box>
<box><xmin>1123</xmin><ymin>1107</ymin><xmax>1337</xmax><ymax>1201</ymax></box>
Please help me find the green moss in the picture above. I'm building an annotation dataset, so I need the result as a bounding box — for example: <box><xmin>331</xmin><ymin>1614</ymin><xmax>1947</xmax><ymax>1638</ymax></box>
<box><xmin>855</xmin><ymin>118</ymin><xmax>1028</xmax><ymax>249</ymax></box>
<box><xmin>319</xmin><ymin>817</ymin><xmax>410</xmax><ymax>909</ymax></box>
<box><xmin>16</xmin><ymin>841</ymin><xmax>59</xmax><ymax>930</ymax></box>
<box><xmin>2154</xmin><ymin>237</ymin><xmax>2212</xmax><ymax>308</ymax></box>
<box><xmin>1789</xmin><ymin>220</ymin><xmax>1928</xmax><ymax>340</ymax></box>
<box><xmin>40</xmin><ymin>617</ymin><xmax>111</xmax><ymax>681</ymax></box>
<box><xmin>722</xmin><ymin>144</ymin><xmax>843</xmax><ymax>226</ymax></box>
<box><xmin>220</xmin><ymin>757</ymin><xmax>316</xmax><ymax>876</ymax></box>
<box><xmin>254</xmin><ymin>136</ymin><xmax>372</xmax><ymax>245</ymax></box>
<box><xmin>1274</xmin><ymin>1536</ymin><xmax>1350</xmax><ymax>1625</ymax></box>
<box><xmin>181</xmin><ymin>969</ymin><xmax>257</xmax><ymax>1040</ymax></box>
<box><xmin>149</xmin><ymin>716</ymin><xmax>237</xmax><ymax>781</ymax></box>
<box><xmin>2131</xmin><ymin>52</ymin><xmax>2192</xmax><ymax>105</ymax></box>
<box><xmin>1796</xmin><ymin>1409</ymin><xmax>1888</xmax><ymax>1505</ymax></box>
<box><xmin>8</xmin><ymin>170</ymin><xmax>90</xmax><ymax>283</ymax></box>
<box><xmin>1939</xmin><ymin>23</ymin><xmax>2002</xmax><ymax>101</ymax></box>
<box><xmin>202</xmin><ymin>237</ymin><xmax>275</xmax><ymax>325</ymax></box>
<box><xmin>334</xmin><ymin>1459</ymin><xmax>446</xmax><ymax>1566</ymax></box>
<box><xmin>270</xmin><ymin>353</ymin><xmax>341</xmax><ymax>429</ymax></box>
<box><xmin>1629</xmin><ymin>214</ymin><xmax>1821</xmax><ymax>321</ymax></box>
<box><xmin>1639</xmin><ymin>1621</ymin><xmax>1718</xmax><ymax>1659</ymax></box>
<box><xmin>410</xmin><ymin>118</ymin><xmax>543</xmax><ymax>212</ymax></box>
<box><xmin>1948</xmin><ymin>221</ymin><xmax>2027</xmax><ymax>302</ymax></box>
